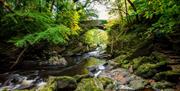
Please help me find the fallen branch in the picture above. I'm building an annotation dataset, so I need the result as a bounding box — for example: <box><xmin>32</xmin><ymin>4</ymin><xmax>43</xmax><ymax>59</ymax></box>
<box><xmin>0</xmin><ymin>0</ymin><xmax>14</xmax><ymax>13</ymax></box>
<box><xmin>10</xmin><ymin>47</ymin><xmax>28</xmax><ymax>69</ymax></box>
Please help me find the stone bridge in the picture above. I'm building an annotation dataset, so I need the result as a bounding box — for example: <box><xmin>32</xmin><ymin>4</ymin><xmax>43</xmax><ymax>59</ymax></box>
<box><xmin>80</xmin><ymin>20</ymin><xmax>107</xmax><ymax>30</ymax></box>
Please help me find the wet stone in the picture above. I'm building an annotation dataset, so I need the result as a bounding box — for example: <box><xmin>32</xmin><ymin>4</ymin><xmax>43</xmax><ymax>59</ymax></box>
<box><xmin>128</xmin><ymin>79</ymin><xmax>148</xmax><ymax>90</ymax></box>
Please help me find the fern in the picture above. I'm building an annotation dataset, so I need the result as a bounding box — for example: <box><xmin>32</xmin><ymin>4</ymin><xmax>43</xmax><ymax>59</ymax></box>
<box><xmin>0</xmin><ymin>0</ymin><xmax>85</xmax><ymax>48</ymax></box>
<box><xmin>10</xmin><ymin>25</ymin><xmax>71</xmax><ymax>47</ymax></box>
<box><xmin>0</xmin><ymin>11</ymin><xmax>54</xmax><ymax>39</ymax></box>
<box><xmin>133</xmin><ymin>0</ymin><xmax>180</xmax><ymax>33</ymax></box>
<box><xmin>1</xmin><ymin>11</ymin><xmax>73</xmax><ymax>47</ymax></box>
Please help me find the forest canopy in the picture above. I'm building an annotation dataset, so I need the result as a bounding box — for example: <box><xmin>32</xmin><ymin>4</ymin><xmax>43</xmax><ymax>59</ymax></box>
<box><xmin>0</xmin><ymin>0</ymin><xmax>99</xmax><ymax>47</ymax></box>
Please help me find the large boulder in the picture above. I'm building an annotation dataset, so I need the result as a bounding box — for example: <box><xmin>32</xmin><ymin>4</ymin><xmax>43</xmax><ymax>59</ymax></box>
<box><xmin>40</xmin><ymin>76</ymin><xmax>77</xmax><ymax>91</ymax></box>
<box><xmin>48</xmin><ymin>55</ymin><xmax>68</xmax><ymax>66</ymax></box>
<box><xmin>75</xmin><ymin>78</ymin><xmax>113</xmax><ymax>91</ymax></box>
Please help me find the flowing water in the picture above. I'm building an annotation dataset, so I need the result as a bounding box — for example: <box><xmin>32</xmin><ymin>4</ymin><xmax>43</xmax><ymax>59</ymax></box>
<box><xmin>0</xmin><ymin>46</ymin><xmax>108</xmax><ymax>90</ymax></box>
<box><xmin>0</xmin><ymin>46</ymin><xmax>156</xmax><ymax>91</ymax></box>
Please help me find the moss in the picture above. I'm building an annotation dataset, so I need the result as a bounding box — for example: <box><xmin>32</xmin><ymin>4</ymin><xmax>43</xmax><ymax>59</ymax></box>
<box><xmin>39</xmin><ymin>77</ymin><xmax>57</xmax><ymax>91</ymax></box>
<box><xmin>73</xmin><ymin>74</ymin><xmax>90</xmax><ymax>83</ymax></box>
<box><xmin>114</xmin><ymin>55</ymin><xmax>131</xmax><ymax>69</ymax></box>
<box><xmin>1</xmin><ymin>88</ymin><xmax>9</xmax><ymax>91</ymax></box>
<box><xmin>84</xmin><ymin>57</ymin><xmax>105</xmax><ymax>66</ymax></box>
<box><xmin>75</xmin><ymin>77</ymin><xmax>114</xmax><ymax>91</ymax></box>
<box><xmin>152</xmin><ymin>52</ymin><xmax>169</xmax><ymax>62</ymax></box>
<box><xmin>1</xmin><ymin>87</ymin><xmax>35</xmax><ymax>91</ymax></box>
<box><xmin>81</xmin><ymin>57</ymin><xmax>105</xmax><ymax>74</ymax></box>
<box><xmin>98</xmin><ymin>77</ymin><xmax>113</xmax><ymax>88</ymax></box>
<box><xmin>135</xmin><ymin>61</ymin><xmax>167</xmax><ymax>78</ymax></box>
<box><xmin>154</xmin><ymin>70</ymin><xmax>180</xmax><ymax>81</ymax></box>
<box><xmin>151</xmin><ymin>81</ymin><xmax>174</xmax><ymax>89</ymax></box>
<box><xmin>122</xmin><ymin>53</ymin><xmax>168</xmax><ymax>78</ymax></box>
<box><xmin>121</xmin><ymin>63</ymin><xmax>131</xmax><ymax>69</ymax></box>
<box><xmin>75</xmin><ymin>78</ymin><xmax>104</xmax><ymax>91</ymax></box>
<box><xmin>40</xmin><ymin>76</ymin><xmax>77</xmax><ymax>91</ymax></box>
<box><xmin>128</xmin><ymin>79</ymin><xmax>148</xmax><ymax>90</ymax></box>
<box><xmin>114</xmin><ymin>55</ymin><xmax>129</xmax><ymax>63</ymax></box>
<box><xmin>15</xmin><ymin>90</ymin><xmax>35</xmax><ymax>91</ymax></box>
<box><xmin>73</xmin><ymin>75</ymin><xmax>86</xmax><ymax>80</ymax></box>
<box><xmin>132</xmin><ymin>56</ymin><xmax>152</xmax><ymax>70</ymax></box>
<box><xmin>135</xmin><ymin>63</ymin><xmax>156</xmax><ymax>78</ymax></box>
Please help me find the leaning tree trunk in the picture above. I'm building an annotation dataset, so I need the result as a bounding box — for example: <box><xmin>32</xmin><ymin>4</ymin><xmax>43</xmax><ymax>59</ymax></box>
<box><xmin>50</xmin><ymin>0</ymin><xmax>55</xmax><ymax>12</ymax></box>
<box><xmin>124</xmin><ymin>0</ymin><xmax>129</xmax><ymax>22</ymax></box>
<box><xmin>127</xmin><ymin>0</ymin><xmax>139</xmax><ymax>22</ymax></box>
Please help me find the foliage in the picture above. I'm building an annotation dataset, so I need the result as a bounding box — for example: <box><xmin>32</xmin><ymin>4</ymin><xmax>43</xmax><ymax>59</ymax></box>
<box><xmin>11</xmin><ymin>25</ymin><xmax>71</xmax><ymax>47</ymax></box>
<box><xmin>133</xmin><ymin>0</ymin><xmax>180</xmax><ymax>33</ymax></box>
<box><xmin>0</xmin><ymin>0</ymin><xmax>87</xmax><ymax>47</ymax></box>
<box><xmin>0</xmin><ymin>11</ymin><xmax>53</xmax><ymax>39</ymax></box>
<box><xmin>107</xmin><ymin>0</ymin><xmax>180</xmax><ymax>33</ymax></box>
<box><xmin>83</xmin><ymin>29</ymin><xmax>108</xmax><ymax>47</ymax></box>
<box><xmin>105</xmin><ymin>19</ymin><xmax>119</xmax><ymax>29</ymax></box>
<box><xmin>56</xmin><ymin>1</ymin><xmax>81</xmax><ymax>32</ymax></box>
<box><xmin>106</xmin><ymin>0</ymin><xmax>180</xmax><ymax>56</ymax></box>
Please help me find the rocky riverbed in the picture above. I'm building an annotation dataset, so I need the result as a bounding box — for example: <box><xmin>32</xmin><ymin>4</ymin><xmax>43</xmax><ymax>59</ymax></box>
<box><xmin>0</xmin><ymin>58</ymin><xmax>177</xmax><ymax>91</ymax></box>
<box><xmin>0</xmin><ymin>46</ymin><xmax>179</xmax><ymax>91</ymax></box>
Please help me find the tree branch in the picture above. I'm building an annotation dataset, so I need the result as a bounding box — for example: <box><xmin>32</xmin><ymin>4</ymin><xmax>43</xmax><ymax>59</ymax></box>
<box><xmin>50</xmin><ymin>0</ymin><xmax>55</xmax><ymax>12</ymax></box>
<box><xmin>10</xmin><ymin>47</ymin><xmax>28</xmax><ymax>69</ymax></box>
<box><xmin>0</xmin><ymin>0</ymin><xmax>14</xmax><ymax>13</ymax></box>
<box><xmin>127</xmin><ymin>0</ymin><xmax>139</xmax><ymax>22</ymax></box>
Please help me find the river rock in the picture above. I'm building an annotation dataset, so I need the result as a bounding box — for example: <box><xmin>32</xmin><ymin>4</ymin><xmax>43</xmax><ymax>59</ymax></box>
<box><xmin>100</xmin><ymin>68</ymin><xmax>131</xmax><ymax>85</ymax></box>
<box><xmin>40</xmin><ymin>76</ymin><xmax>77</xmax><ymax>91</ymax></box>
<box><xmin>75</xmin><ymin>77</ymin><xmax>114</xmax><ymax>91</ymax></box>
<box><xmin>48</xmin><ymin>55</ymin><xmax>68</xmax><ymax>66</ymax></box>
<box><xmin>151</xmin><ymin>81</ymin><xmax>174</xmax><ymax>89</ymax></box>
<box><xmin>128</xmin><ymin>79</ymin><xmax>148</xmax><ymax>90</ymax></box>
<box><xmin>99</xmin><ymin>68</ymin><xmax>151</xmax><ymax>90</ymax></box>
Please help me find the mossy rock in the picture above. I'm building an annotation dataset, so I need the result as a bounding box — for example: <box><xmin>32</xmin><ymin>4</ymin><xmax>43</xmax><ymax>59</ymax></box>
<box><xmin>75</xmin><ymin>77</ymin><xmax>114</xmax><ymax>91</ymax></box>
<box><xmin>135</xmin><ymin>61</ymin><xmax>167</xmax><ymax>78</ymax></box>
<box><xmin>75</xmin><ymin>78</ymin><xmax>103</xmax><ymax>91</ymax></box>
<box><xmin>81</xmin><ymin>57</ymin><xmax>105</xmax><ymax>74</ymax></box>
<box><xmin>14</xmin><ymin>90</ymin><xmax>35</xmax><ymax>91</ymax></box>
<box><xmin>131</xmin><ymin>52</ymin><xmax>168</xmax><ymax>69</ymax></box>
<box><xmin>73</xmin><ymin>74</ymin><xmax>90</xmax><ymax>83</ymax></box>
<box><xmin>40</xmin><ymin>76</ymin><xmax>77</xmax><ymax>91</ymax></box>
<box><xmin>152</xmin><ymin>52</ymin><xmax>169</xmax><ymax>62</ymax></box>
<box><xmin>98</xmin><ymin>77</ymin><xmax>113</xmax><ymax>88</ymax></box>
<box><xmin>151</xmin><ymin>81</ymin><xmax>174</xmax><ymax>89</ymax></box>
<box><xmin>113</xmin><ymin>55</ymin><xmax>131</xmax><ymax>69</ymax></box>
<box><xmin>131</xmin><ymin>53</ymin><xmax>168</xmax><ymax>78</ymax></box>
<box><xmin>126</xmin><ymin>39</ymin><xmax>153</xmax><ymax>60</ymax></box>
<box><xmin>114</xmin><ymin>55</ymin><xmax>129</xmax><ymax>63</ymax></box>
<box><xmin>154</xmin><ymin>71</ymin><xmax>180</xmax><ymax>82</ymax></box>
<box><xmin>128</xmin><ymin>79</ymin><xmax>148</xmax><ymax>90</ymax></box>
<box><xmin>135</xmin><ymin>63</ymin><xmax>157</xmax><ymax>78</ymax></box>
<box><xmin>84</xmin><ymin>57</ymin><xmax>105</xmax><ymax>66</ymax></box>
<box><xmin>132</xmin><ymin>56</ymin><xmax>153</xmax><ymax>70</ymax></box>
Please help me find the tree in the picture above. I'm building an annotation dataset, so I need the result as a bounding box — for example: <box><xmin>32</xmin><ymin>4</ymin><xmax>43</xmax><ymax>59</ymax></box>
<box><xmin>0</xmin><ymin>0</ymin><xmax>86</xmax><ymax>47</ymax></box>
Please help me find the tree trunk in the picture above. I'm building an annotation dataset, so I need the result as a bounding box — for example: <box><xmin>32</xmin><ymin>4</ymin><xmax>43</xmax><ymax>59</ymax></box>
<box><xmin>124</xmin><ymin>0</ymin><xmax>129</xmax><ymax>22</ymax></box>
<box><xmin>50</xmin><ymin>0</ymin><xmax>55</xmax><ymax>12</ymax></box>
<box><xmin>127</xmin><ymin>0</ymin><xmax>139</xmax><ymax>22</ymax></box>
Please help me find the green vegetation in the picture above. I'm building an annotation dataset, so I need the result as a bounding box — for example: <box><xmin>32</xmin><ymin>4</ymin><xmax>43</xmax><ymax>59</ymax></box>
<box><xmin>40</xmin><ymin>76</ymin><xmax>77</xmax><ymax>91</ymax></box>
<box><xmin>106</xmin><ymin>0</ymin><xmax>180</xmax><ymax>85</ymax></box>
<box><xmin>0</xmin><ymin>0</ymin><xmax>93</xmax><ymax>47</ymax></box>
<box><xmin>83</xmin><ymin>29</ymin><xmax>108</xmax><ymax>47</ymax></box>
<box><xmin>75</xmin><ymin>77</ymin><xmax>113</xmax><ymax>91</ymax></box>
<box><xmin>0</xmin><ymin>0</ymin><xmax>180</xmax><ymax>91</ymax></box>
<box><xmin>106</xmin><ymin>0</ymin><xmax>180</xmax><ymax>55</ymax></box>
